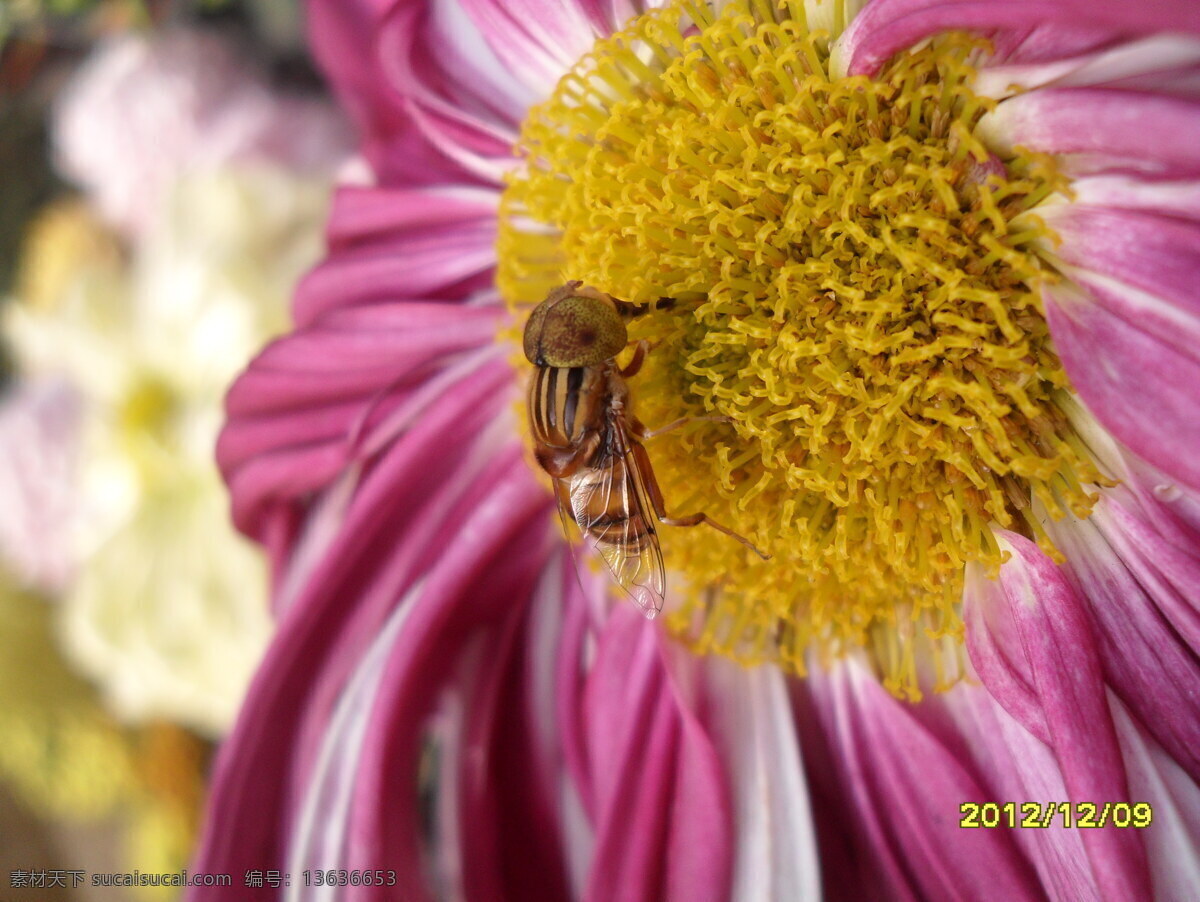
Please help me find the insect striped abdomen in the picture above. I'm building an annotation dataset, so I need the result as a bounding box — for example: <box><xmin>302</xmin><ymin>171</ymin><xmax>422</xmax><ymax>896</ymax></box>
<box><xmin>529</xmin><ymin>365</ymin><xmax>605</xmax><ymax>450</ymax></box>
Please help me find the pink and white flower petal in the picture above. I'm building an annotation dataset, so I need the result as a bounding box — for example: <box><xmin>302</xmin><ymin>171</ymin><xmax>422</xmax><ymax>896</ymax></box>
<box><xmin>1041</xmin><ymin>497</ymin><xmax>1200</xmax><ymax>783</ymax></box>
<box><xmin>946</xmin><ymin>686</ymin><xmax>1122</xmax><ymax>901</ymax></box>
<box><xmin>518</xmin><ymin>557</ymin><xmax>602</xmax><ymax>898</ymax></box>
<box><xmin>310</xmin><ymin>462</ymin><xmax>550</xmax><ymax>899</ymax></box>
<box><xmin>369</xmin><ymin>0</ymin><xmax>663</xmax><ymax>184</ymax></box>
<box><xmin>963</xmin><ymin>532</ymin><xmax>1152</xmax><ymax>900</ymax></box>
<box><xmin>1110</xmin><ymin>700</ymin><xmax>1200</xmax><ymax>899</ymax></box>
<box><xmin>293</xmin><ymin>186</ymin><xmax>500</xmax><ymax>326</ymax></box>
<box><xmin>701</xmin><ymin>659</ymin><xmax>821</xmax><ymax>902</ymax></box>
<box><xmin>373</xmin><ymin>1</ymin><xmax>540</xmax><ymax>184</ymax></box>
<box><xmin>972</xmin><ymin>34</ymin><xmax>1200</xmax><ymax>99</ymax></box>
<box><xmin>1040</xmin><ymin>279</ymin><xmax>1200</xmax><ymax>492</ymax></box>
<box><xmin>1067</xmin><ymin>177</ymin><xmax>1200</xmax><ymax>223</ymax></box>
<box><xmin>956</xmin><ymin>684</ymin><xmax>1200</xmax><ymax>900</ymax></box>
<box><xmin>840</xmin><ymin>0</ymin><xmax>1200</xmax><ymax>78</ymax></box>
<box><xmin>577</xmin><ymin>608</ymin><xmax>733</xmax><ymax>902</ymax></box>
<box><xmin>1061</xmin><ymin>401</ymin><xmax>1200</xmax><ymax>551</ymax></box>
<box><xmin>307</xmin><ymin>0</ymin><xmax>397</xmax><ymax>109</ymax></box>
<box><xmin>457</xmin><ymin>0</ymin><xmax>615</xmax><ymax>99</ymax></box>
<box><xmin>1035</xmin><ymin>205</ymin><xmax>1200</xmax><ymax>358</ymax></box>
<box><xmin>309</xmin><ymin>0</ymin><xmax>485</xmax><ymax>186</ymax></box>
<box><xmin>284</xmin><ymin>577</ymin><xmax>426</xmax><ymax>899</ymax></box>
<box><xmin>976</xmin><ymin>89</ymin><xmax>1200</xmax><ymax>178</ymax></box>
<box><xmin>804</xmin><ymin>658</ymin><xmax>1044</xmax><ymax>901</ymax></box>
<box><xmin>192</xmin><ymin>423</ymin><xmax>551</xmax><ymax>898</ymax></box>
<box><xmin>1089</xmin><ymin>491</ymin><xmax>1200</xmax><ymax>651</ymax></box>
<box><xmin>218</xmin><ymin>306</ymin><xmax>508</xmax><ymax>540</ymax></box>
<box><xmin>414</xmin><ymin>553</ymin><xmax>579</xmax><ymax>901</ymax></box>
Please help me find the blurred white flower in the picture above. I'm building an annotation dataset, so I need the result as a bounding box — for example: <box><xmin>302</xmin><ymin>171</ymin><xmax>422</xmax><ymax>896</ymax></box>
<box><xmin>0</xmin><ymin>379</ymin><xmax>84</xmax><ymax>595</ymax></box>
<box><xmin>53</xmin><ymin>28</ymin><xmax>348</xmax><ymax>238</ymax></box>
<box><xmin>1</xmin><ymin>28</ymin><xmax>350</xmax><ymax>737</ymax></box>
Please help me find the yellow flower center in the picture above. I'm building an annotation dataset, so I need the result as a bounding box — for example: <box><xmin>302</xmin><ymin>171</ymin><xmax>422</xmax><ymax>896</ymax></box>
<box><xmin>498</xmin><ymin>0</ymin><xmax>1106</xmax><ymax>694</ymax></box>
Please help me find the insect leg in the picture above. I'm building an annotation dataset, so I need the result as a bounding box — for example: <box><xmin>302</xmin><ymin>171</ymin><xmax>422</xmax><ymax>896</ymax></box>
<box><xmin>629</xmin><ymin>442</ymin><xmax>770</xmax><ymax>559</ymax></box>
<box><xmin>613</xmin><ymin>296</ymin><xmax>676</xmax><ymax>318</ymax></box>
<box><xmin>618</xmin><ymin>340</ymin><xmax>651</xmax><ymax>378</ymax></box>
<box><xmin>631</xmin><ymin>414</ymin><xmax>731</xmax><ymax>440</ymax></box>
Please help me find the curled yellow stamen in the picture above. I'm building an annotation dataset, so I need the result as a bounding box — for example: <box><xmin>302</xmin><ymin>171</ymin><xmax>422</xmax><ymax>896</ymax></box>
<box><xmin>499</xmin><ymin>0</ymin><xmax>1106</xmax><ymax>695</ymax></box>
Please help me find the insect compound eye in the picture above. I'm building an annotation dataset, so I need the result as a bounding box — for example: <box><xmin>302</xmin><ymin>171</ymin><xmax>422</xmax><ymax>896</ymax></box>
<box><xmin>523</xmin><ymin>287</ymin><xmax>628</xmax><ymax>367</ymax></box>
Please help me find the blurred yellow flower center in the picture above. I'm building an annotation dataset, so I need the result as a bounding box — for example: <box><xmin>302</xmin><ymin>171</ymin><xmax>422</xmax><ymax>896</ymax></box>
<box><xmin>498</xmin><ymin>0</ymin><xmax>1102</xmax><ymax>693</ymax></box>
<box><xmin>120</xmin><ymin>374</ymin><xmax>178</xmax><ymax>438</ymax></box>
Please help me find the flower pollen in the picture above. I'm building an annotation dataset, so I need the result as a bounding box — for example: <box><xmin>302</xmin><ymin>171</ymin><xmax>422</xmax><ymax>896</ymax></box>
<box><xmin>498</xmin><ymin>0</ymin><xmax>1107</xmax><ymax>694</ymax></box>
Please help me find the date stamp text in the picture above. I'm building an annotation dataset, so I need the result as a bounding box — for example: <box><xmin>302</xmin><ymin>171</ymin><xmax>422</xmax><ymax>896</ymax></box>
<box><xmin>960</xmin><ymin>802</ymin><xmax>1153</xmax><ymax>829</ymax></box>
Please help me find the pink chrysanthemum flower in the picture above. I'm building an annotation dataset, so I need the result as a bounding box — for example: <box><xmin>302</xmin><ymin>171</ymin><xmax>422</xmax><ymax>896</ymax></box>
<box><xmin>195</xmin><ymin>0</ymin><xmax>1200</xmax><ymax>898</ymax></box>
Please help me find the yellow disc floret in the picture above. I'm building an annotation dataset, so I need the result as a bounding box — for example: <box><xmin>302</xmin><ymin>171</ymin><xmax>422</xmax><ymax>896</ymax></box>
<box><xmin>498</xmin><ymin>0</ymin><xmax>1106</xmax><ymax>694</ymax></box>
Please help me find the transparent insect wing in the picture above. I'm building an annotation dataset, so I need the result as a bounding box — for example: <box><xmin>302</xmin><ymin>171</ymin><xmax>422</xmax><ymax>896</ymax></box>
<box><xmin>565</xmin><ymin>441</ymin><xmax>666</xmax><ymax>619</ymax></box>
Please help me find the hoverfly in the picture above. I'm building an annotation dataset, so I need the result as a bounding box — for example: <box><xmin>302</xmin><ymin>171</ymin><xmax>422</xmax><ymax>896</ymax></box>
<box><xmin>523</xmin><ymin>281</ymin><xmax>768</xmax><ymax>618</ymax></box>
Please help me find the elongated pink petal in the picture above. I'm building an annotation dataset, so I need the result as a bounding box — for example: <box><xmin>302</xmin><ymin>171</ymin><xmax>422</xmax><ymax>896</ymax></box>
<box><xmin>572</xmin><ymin>0</ymin><xmax>644</xmax><ymax>35</ymax></box>
<box><xmin>293</xmin><ymin>189</ymin><xmax>500</xmax><ymax>325</ymax></box>
<box><xmin>308</xmin><ymin>0</ymin><xmax>469</xmax><ymax>185</ymax></box>
<box><xmin>1042</xmin><ymin>280</ymin><xmax>1200</xmax><ymax>491</ymax></box>
<box><xmin>517</xmin><ymin>557</ymin><xmax>598</xmax><ymax>898</ymax></box>
<box><xmin>946</xmin><ymin>680</ymin><xmax>1200</xmax><ymax>900</ymax></box>
<box><xmin>964</xmin><ymin>566</ymin><xmax>1050</xmax><ymax>744</ymax></box>
<box><xmin>662</xmin><ymin>695</ymin><xmax>735</xmax><ymax>902</ymax></box>
<box><xmin>426</xmin><ymin>0</ymin><xmax>542</xmax><ymax>118</ymax></box>
<box><xmin>789</xmin><ymin>687</ymin><xmax>868</xmax><ymax>902</ymax></box>
<box><xmin>580</xmin><ymin>609</ymin><xmax>733</xmax><ymax>902</ymax></box>
<box><xmin>307</xmin><ymin>0</ymin><xmax>398</xmax><ymax>117</ymax></box>
<box><xmin>1101</xmin><ymin>65</ymin><xmax>1200</xmax><ymax>97</ymax></box>
<box><xmin>580</xmin><ymin>611</ymin><xmax>666</xmax><ymax>818</ymax></box>
<box><xmin>978</xmin><ymin>89</ymin><xmax>1200</xmax><ymax>177</ymax></box>
<box><xmin>190</xmin><ymin>424</ymin><xmax>551</xmax><ymax>898</ymax></box>
<box><xmin>702</xmin><ymin>660</ymin><xmax>821</xmax><ymax>902</ymax></box>
<box><xmin>1063</xmin><ymin>403</ymin><xmax>1200</xmax><ymax>550</ymax></box>
<box><xmin>842</xmin><ymin>0</ymin><xmax>1200</xmax><ymax>77</ymax></box>
<box><xmin>286</xmin><ymin>455</ymin><xmax>553</xmax><ymax>897</ymax></box>
<box><xmin>972</xmin><ymin>34</ymin><xmax>1200</xmax><ymax>98</ymax></box>
<box><xmin>325</xmin><ymin>184</ymin><xmax>500</xmax><ymax>249</ymax></box>
<box><xmin>295</xmin><ymin>238</ymin><xmax>497</xmax><ymax>322</ymax></box>
<box><xmin>219</xmin><ymin>325</ymin><xmax>509</xmax><ymax>537</ymax></box>
<box><xmin>1044</xmin><ymin>497</ymin><xmax>1200</xmax><ymax>783</ymax></box>
<box><xmin>554</xmin><ymin>566</ymin><xmax>605</xmax><ymax>821</ymax></box>
<box><xmin>945</xmin><ymin>685</ymin><xmax>1111</xmax><ymax>900</ymax></box>
<box><xmin>1033</xmin><ymin>203</ymin><xmax>1200</xmax><ymax>366</ymax></box>
<box><xmin>1040</xmin><ymin>207</ymin><xmax>1200</xmax><ymax>329</ymax></box>
<box><xmin>1069</xmin><ymin>176</ymin><xmax>1200</xmax><ymax>222</ymax></box>
<box><xmin>287</xmin><ymin>434</ymin><xmax>536</xmax><ymax>770</ymax></box>
<box><xmin>248</xmin><ymin>312</ymin><xmax>499</xmax><ymax>378</ymax></box>
<box><xmin>339</xmin><ymin>472</ymin><xmax>550</xmax><ymax>901</ymax></box>
<box><xmin>1110</xmin><ymin>701</ymin><xmax>1200</xmax><ymax>898</ymax></box>
<box><xmin>803</xmin><ymin>659</ymin><xmax>1044</xmax><ymax>901</ymax></box>
<box><xmin>427</xmin><ymin>563</ymin><xmax>572</xmax><ymax>902</ymax></box>
<box><xmin>1053</xmin><ymin>267</ymin><xmax>1200</xmax><ymax>366</ymax></box>
<box><xmin>374</xmin><ymin>2</ymin><xmax>524</xmax><ymax>184</ymax></box>
<box><xmin>966</xmin><ymin>532</ymin><xmax>1152</xmax><ymax>901</ymax></box>
<box><xmin>285</xmin><ymin>576</ymin><xmax>423</xmax><ymax>890</ymax></box>
<box><xmin>459</xmin><ymin>0</ymin><xmax>601</xmax><ymax>97</ymax></box>
<box><xmin>1090</xmin><ymin>492</ymin><xmax>1200</xmax><ymax>655</ymax></box>
<box><xmin>1119</xmin><ymin>454</ymin><xmax>1200</xmax><ymax>551</ymax></box>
